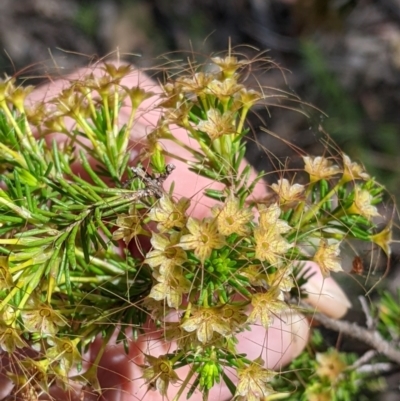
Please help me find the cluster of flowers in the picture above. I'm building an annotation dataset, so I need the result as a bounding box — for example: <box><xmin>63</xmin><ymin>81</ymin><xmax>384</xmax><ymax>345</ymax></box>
<box><xmin>0</xmin><ymin>55</ymin><xmax>392</xmax><ymax>400</ymax></box>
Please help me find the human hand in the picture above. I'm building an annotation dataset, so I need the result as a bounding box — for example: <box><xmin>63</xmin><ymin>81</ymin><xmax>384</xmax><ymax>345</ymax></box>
<box><xmin>1</xmin><ymin>64</ymin><xmax>350</xmax><ymax>401</ymax></box>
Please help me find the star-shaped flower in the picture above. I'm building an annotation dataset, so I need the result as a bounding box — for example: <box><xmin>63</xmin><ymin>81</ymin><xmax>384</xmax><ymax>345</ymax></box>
<box><xmin>46</xmin><ymin>337</ymin><xmax>81</xmax><ymax>377</ymax></box>
<box><xmin>211</xmin><ymin>56</ymin><xmax>247</xmax><ymax>78</ymax></box>
<box><xmin>347</xmin><ymin>187</ymin><xmax>379</xmax><ymax>220</ymax></box>
<box><xmin>141</xmin><ymin>354</ymin><xmax>179</xmax><ymax>396</ymax></box>
<box><xmin>21</xmin><ymin>298</ymin><xmax>67</xmax><ymax>335</ymax></box>
<box><xmin>149</xmin><ymin>265</ymin><xmax>191</xmax><ymax>309</ymax></box>
<box><xmin>267</xmin><ymin>264</ymin><xmax>295</xmax><ymax>294</ymax></box>
<box><xmin>370</xmin><ymin>222</ymin><xmax>392</xmax><ymax>256</ymax></box>
<box><xmin>247</xmin><ymin>288</ymin><xmax>287</xmax><ymax>329</ymax></box>
<box><xmin>258</xmin><ymin>203</ymin><xmax>291</xmax><ymax>234</ymax></box>
<box><xmin>235</xmin><ymin>358</ymin><xmax>276</xmax><ymax>401</ymax></box>
<box><xmin>313</xmin><ymin>239</ymin><xmax>343</xmax><ymax>277</ymax></box>
<box><xmin>205</xmin><ymin>78</ymin><xmax>243</xmax><ymax>100</ymax></box>
<box><xmin>212</xmin><ymin>195</ymin><xmax>253</xmax><ymax>236</ymax></box>
<box><xmin>270</xmin><ymin>178</ymin><xmax>305</xmax><ymax>208</ymax></box>
<box><xmin>148</xmin><ymin>194</ymin><xmax>190</xmax><ymax>233</ymax></box>
<box><xmin>145</xmin><ymin>232</ymin><xmax>187</xmax><ymax>272</ymax></box>
<box><xmin>254</xmin><ymin>228</ymin><xmax>292</xmax><ymax>266</ymax></box>
<box><xmin>176</xmin><ymin>72</ymin><xmax>214</xmax><ymax>95</ymax></box>
<box><xmin>179</xmin><ymin>217</ymin><xmax>225</xmax><ymax>262</ymax></box>
<box><xmin>181</xmin><ymin>306</ymin><xmax>232</xmax><ymax>344</ymax></box>
<box><xmin>0</xmin><ymin>325</ymin><xmax>26</xmax><ymax>353</ymax></box>
<box><xmin>303</xmin><ymin>156</ymin><xmax>341</xmax><ymax>183</ymax></box>
<box><xmin>342</xmin><ymin>154</ymin><xmax>370</xmax><ymax>182</ymax></box>
<box><xmin>316</xmin><ymin>349</ymin><xmax>347</xmax><ymax>381</ymax></box>
<box><xmin>112</xmin><ymin>205</ymin><xmax>147</xmax><ymax>245</ymax></box>
<box><xmin>197</xmin><ymin>108</ymin><xmax>236</xmax><ymax>141</ymax></box>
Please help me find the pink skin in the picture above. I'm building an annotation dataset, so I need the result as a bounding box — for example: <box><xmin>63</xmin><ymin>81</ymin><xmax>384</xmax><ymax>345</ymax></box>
<box><xmin>0</xmin><ymin>65</ymin><xmax>349</xmax><ymax>401</ymax></box>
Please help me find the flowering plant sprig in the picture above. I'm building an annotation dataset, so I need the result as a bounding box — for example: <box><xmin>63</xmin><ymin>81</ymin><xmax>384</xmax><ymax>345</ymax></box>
<box><xmin>0</xmin><ymin>54</ymin><xmax>395</xmax><ymax>400</ymax></box>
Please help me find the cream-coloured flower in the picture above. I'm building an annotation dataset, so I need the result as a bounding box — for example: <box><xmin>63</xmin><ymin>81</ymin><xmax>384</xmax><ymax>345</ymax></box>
<box><xmin>313</xmin><ymin>239</ymin><xmax>342</xmax><ymax>277</ymax></box>
<box><xmin>46</xmin><ymin>337</ymin><xmax>80</xmax><ymax>376</ymax></box>
<box><xmin>112</xmin><ymin>205</ymin><xmax>146</xmax><ymax>245</ymax></box>
<box><xmin>197</xmin><ymin>108</ymin><xmax>236</xmax><ymax>141</ymax></box>
<box><xmin>102</xmin><ymin>63</ymin><xmax>133</xmax><ymax>80</ymax></box>
<box><xmin>258</xmin><ymin>203</ymin><xmax>291</xmax><ymax>234</ymax></box>
<box><xmin>205</xmin><ymin>78</ymin><xmax>243</xmax><ymax>100</ymax></box>
<box><xmin>181</xmin><ymin>306</ymin><xmax>232</xmax><ymax>344</ymax></box>
<box><xmin>0</xmin><ymin>76</ymin><xmax>15</xmax><ymax>100</ymax></box>
<box><xmin>235</xmin><ymin>359</ymin><xmax>276</xmax><ymax>401</ymax></box>
<box><xmin>179</xmin><ymin>217</ymin><xmax>225</xmax><ymax>262</ymax></box>
<box><xmin>212</xmin><ymin>195</ymin><xmax>253</xmax><ymax>236</ymax></box>
<box><xmin>254</xmin><ymin>228</ymin><xmax>292</xmax><ymax>266</ymax></box>
<box><xmin>247</xmin><ymin>289</ymin><xmax>287</xmax><ymax>329</ymax></box>
<box><xmin>164</xmin><ymin>321</ymin><xmax>199</xmax><ymax>349</ymax></box>
<box><xmin>0</xmin><ymin>325</ymin><xmax>26</xmax><ymax>353</ymax></box>
<box><xmin>342</xmin><ymin>154</ymin><xmax>370</xmax><ymax>182</ymax></box>
<box><xmin>267</xmin><ymin>264</ymin><xmax>295</xmax><ymax>293</ymax></box>
<box><xmin>21</xmin><ymin>302</ymin><xmax>67</xmax><ymax>335</ymax></box>
<box><xmin>164</xmin><ymin>101</ymin><xmax>191</xmax><ymax>126</ymax></box>
<box><xmin>303</xmin><ymin>156</ymin><xmax>341</xmax><ymax>183</ymax></box>
<box><xmin>270</xmin><ymin>179</ymin><xmax>305</xmax><ymax>207</ymax></box>
<box><xmin>176</xmin><ymin>72</ymin><xmax>214</xmax><ymax>95</ymax></box>
<box><xmin>123</xmin><ymin>85</ymin><xmax>154</xmax><ymax>109</ymax></box>
<box><xmin>316</xmin><ymin>350</ymin><xmax>347</xmax><ymax>381</ymax></box>
<box><xmin>0</xmin><ymin>305</ymin><xmax>16</xmax><ymax>326</ymax></box>
<box><xmin>145</xmin><ymin>232</ymin><xmax>187</xmax><ymax>272</ymax></box>
<box><xmin>237</xmin><ymin>88</ymin><xmax>262</xmax><ymax>107</ymax></box>
<box><xmin>8</xmin><ymin>84</ymin><xmax>34</xmax><ymax>112</ymax></box>
<box><xmin>141</xmin><ymin>354</ymin><xmax>179</xmax><ymax>396</ymax></box>
<box><xmin>220</xmin><ymin>304</ymin><xmax>248</xmax><ymax>332</ymax></box>
<box><xmin>149</xmin><ymin>265</ymin><xmax>191</xmax><ymax>309</ymax></box>
<box><xmin>141</xmin><ymin>297</ymin><xmax>171</xmax><ymax>321</ymax></box>
<box><xmin>211</xmin><ymin>56</ymin><xmax>247</xmax><ymax>78</ymax></box>
<box><xmin>148</xmin><ymin>194</ymin><xmax>190</xmax><ymax>233</ymax></box>
<box><xmin>347</xmin><ymin>187</ymin><xmax>380</xmax><ymax>220</ymax></box>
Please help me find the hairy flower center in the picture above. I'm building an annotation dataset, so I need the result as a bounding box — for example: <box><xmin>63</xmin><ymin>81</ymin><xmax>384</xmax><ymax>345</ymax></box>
<box><xmin>200</xmin><ymin>234</ymin><xmax>209</xmax><ymax>244</ymax></box>
<box><xmin>63</xmin><ymin>343</ymin><xmax>73</xmax><ymax>353</ymax></box>
<box><xmin>159</xmin><ymin>361</ymin><xmax>171</xmax><ymax>373</ymax></box>
<box><xmin>170</xmin><ymin>211</ymin><xmax>180</xmax><ymax>221</ymax></box>
<box><xmin>225</xmin><ymin>216</ymin><xmax>235</xmax><ymax>226</ymax></box>
<box><xmin>223</xmin><ymin>308</ymin><xmax>234</xmax><ymax>318</ymax></box>
<box><xmin>40</xmin><ymin>309</ymin><xmax>51</xmax><ymax>317</ymax></box>
<box><xmin>262</xmin><ymin>241</ymin><xmax>270</xmax><ymax>250</ymax></box>
<box><xmin>165</xmin><ymin>247</ymin><xmax>178</xmax><ymax>259</ymax></box>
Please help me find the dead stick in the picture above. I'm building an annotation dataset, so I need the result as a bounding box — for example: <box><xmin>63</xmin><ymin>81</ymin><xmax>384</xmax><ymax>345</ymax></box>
<box><xmin>312</xmin><ymin>312</ymin><xmax>400</xmax><ymax>365</ymax></box>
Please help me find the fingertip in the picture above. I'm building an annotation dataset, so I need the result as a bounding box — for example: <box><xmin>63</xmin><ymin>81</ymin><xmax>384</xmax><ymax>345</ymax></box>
<box><xmin>301</xmin><ymin>262</ymin><xmax>351</xmax><ymax>319</ymax></box>
<box><xmin>236</xmin><ymin>312</ymin><xmax>309</xmax><ymax>370</ymax></box>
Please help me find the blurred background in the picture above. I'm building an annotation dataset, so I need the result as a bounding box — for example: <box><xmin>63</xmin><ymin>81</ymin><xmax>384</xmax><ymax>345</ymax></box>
<box><xmin>0</xmin><ymin>0</ymin><xmax>399</xmax><ymax>398</ymax></box>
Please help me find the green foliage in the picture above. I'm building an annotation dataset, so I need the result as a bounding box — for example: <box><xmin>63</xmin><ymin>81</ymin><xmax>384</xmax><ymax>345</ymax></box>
<box><xmin>272</xmin><ymin>330</ymin><xmax>382</xmax><ymax>400</ymax></box>
<box><xmin>378</xmin><ymin>289</ymin><xmax>400</xmax><ymax>340</ymax></box>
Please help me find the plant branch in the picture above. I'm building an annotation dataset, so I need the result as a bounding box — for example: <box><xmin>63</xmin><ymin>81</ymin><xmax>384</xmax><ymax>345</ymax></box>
<box><xmin>312</xmin><ymin>312</ymin><xmax>400</xmax><ymax>365</ymax></box>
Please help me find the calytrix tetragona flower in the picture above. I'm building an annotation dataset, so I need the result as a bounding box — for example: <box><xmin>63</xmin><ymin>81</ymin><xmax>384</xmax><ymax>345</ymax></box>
<box><xmin>179</xmin><ymin>217</ymin><xmax>225</xmax><ymax>262</ymax></box>
<box><xmin>212</xmin><ymin>195</ymin><xmax>253</xmax><ymax>236</ymax></box>
<box><xmin>313</xmin><ymin>239</ymin><xmax>343</xmax><ymax>277</ymax></box>
<box><xmin>303</xmin><ymin>156</ymin><xmax>341</xmax><ymax>183</ymax></box>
